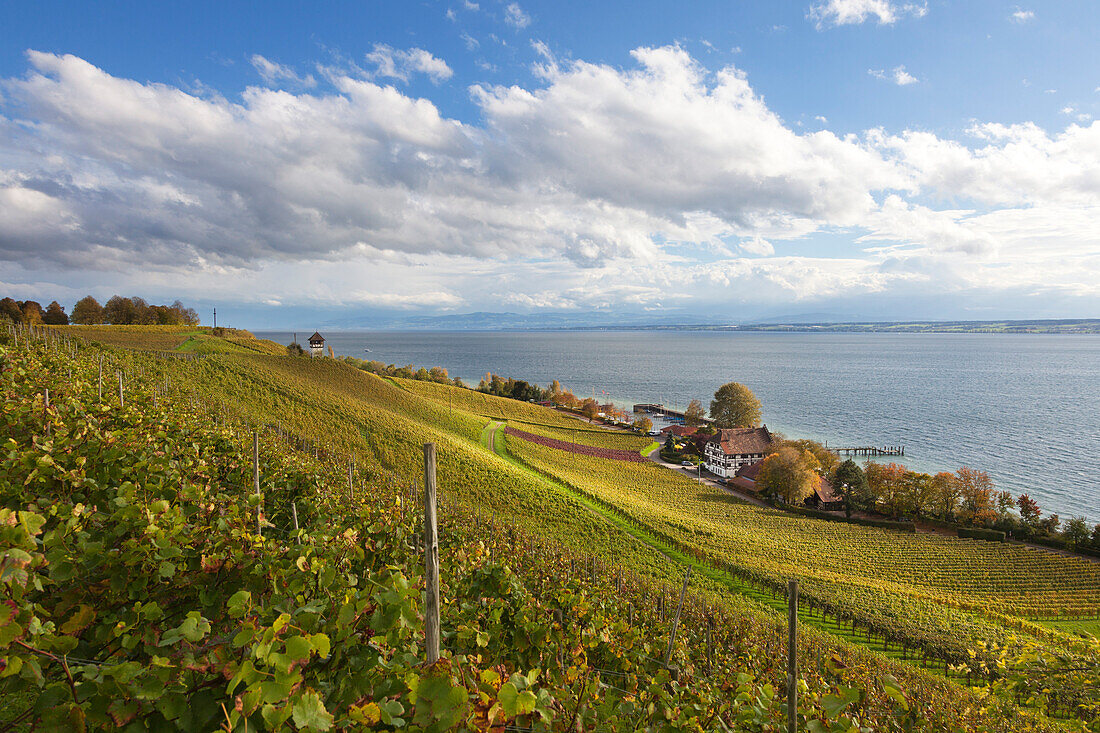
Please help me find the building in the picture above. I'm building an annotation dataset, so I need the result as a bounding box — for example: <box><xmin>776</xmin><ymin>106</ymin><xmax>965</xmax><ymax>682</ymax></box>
<box><xmin>805</xmin><ymin>477</ymin><xmax>845</xmax><ymax>512</ymax></box>
<box><xmin>727</xmin><ymin>459</ymin><xmax>846</xmax><ymax>511</ymax></box>
<box><xmin>659</xmin><ymin>425</ymin><xmax>700</xmax><ymax>438</ymax></box>
<box><xmin>703</xmin><ymin>426</ymin><xmax>774</xmax><ymax>478</ymax></box>
<box><xmin>308</xmin><ymin>332</ymin><xmax>325</xmax><ymax>358</ymax></box>
<box><xmin>728</xmin><ymin>459</ymin><xmax>765</xmax><ymax>493</ymax></box>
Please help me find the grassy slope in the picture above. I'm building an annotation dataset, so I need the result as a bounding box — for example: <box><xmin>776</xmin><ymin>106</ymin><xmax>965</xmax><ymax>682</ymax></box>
<box><xmin>37</xmin><ymin>326</ymin><xmax>1097</xmax><ymax>727</ymax></box>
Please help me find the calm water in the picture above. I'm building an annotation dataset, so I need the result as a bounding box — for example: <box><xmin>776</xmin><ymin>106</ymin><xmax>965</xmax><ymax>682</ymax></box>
<box><xmin>258</xmin><ymin>330</ymin><xmax>1100</xmax><ymax>523</ymax></box>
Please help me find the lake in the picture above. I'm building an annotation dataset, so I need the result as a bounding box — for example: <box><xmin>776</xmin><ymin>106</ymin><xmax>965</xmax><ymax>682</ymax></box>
<box><xmin>257</xmin><ymin>330</ymin><xmax>1100</xmax><ymax>524</ymax></box>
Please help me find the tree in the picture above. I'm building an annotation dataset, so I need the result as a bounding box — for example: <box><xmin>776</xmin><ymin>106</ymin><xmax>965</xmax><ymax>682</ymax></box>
<box><xmin>0</xmin><ymin>297</ymin><xmax>22</xmax><ymax>323</ymax></box>
<box><xmin>43</xmin><ymin>301</ymin><xmax>69</xmax><ymax>325</ymax></box>
<box><xmin>955</xmin><ymin>467</ymin><xmax>996</xmax><ymax>526</ymax></box>
<box><xmin>709</xmin><ymin>382</ymin><xmax>761</xmax><ymax>428</ymax></box>
<box><xmin>864</xmin><ymin>462</ymin><xmax>907</xmax><ymax>518</ymax></box>
<box><xmin>832</xmin><ymin>459</ymin><xmax>866</xmax><ymax>518</ymax></box>
<box><xmin>1017</xmin><ymin>494</ymin><xmax>1041</xmax><ymax>528</ymax></box>
<box><xmin>103</xmin><ymin>296</ymin><xmax>136</xmax><ymax>324</ymax></box>
<box><xmin>580</xmin><ymin>398</ymin><xmax>598</xmax><ymax>422</ymax></box>
<box><xmin>931</xmin><ymin>472</ymin><xmax>960</xmax><ymax>521</ymax></box>
<box><xmin>1064</xmin><ymin>517</ymin><xmax>1091</xmax><ymax>550</ymax></box>
<box><xmin>757</xmin><ymin>447</ymin><xmax>818</xmax><ymax>504</ymax></box>
<box><xmin>634</xmin><ymin>417</ymin><xmax>653</xmax><ymax>434</ymax></box>
<box><xmin>899</xmin><ymin>471</ymin><xmax>935</xmax><ymax>519</ymax></box>
<box><xmin>21</xmin><ymin>301</ymin><xmax>44</xmax><ymax>325</ymax></box>
<box><xmin>286</xmin><ymin>341</ymin><xmax>306</xmax><ymax>356</ymax></box>
<box><xmin>71</xmin><ymin>296</ymin><xmax>105</xmax><ymax>324</ymax></box>
<box><xmin>770</xmin><ymin>439</ymin><xmax>838</xmax><ymax>477</ymax></box>
<box><xmin>684</xmin><ymin>399</ymin><xmax>706</xmax><ymax>427</ymax></box>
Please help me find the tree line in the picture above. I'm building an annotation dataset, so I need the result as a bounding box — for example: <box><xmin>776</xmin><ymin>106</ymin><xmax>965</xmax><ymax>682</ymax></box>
<box><xmin>0</xmin><ymin>295</ymin><xmax>199</xmax><ymax>326</ymax></box>
<box><xmin>678</xmin><ymin>380</ymin><xmax>1100</xmax><ymax>553</ymax></box>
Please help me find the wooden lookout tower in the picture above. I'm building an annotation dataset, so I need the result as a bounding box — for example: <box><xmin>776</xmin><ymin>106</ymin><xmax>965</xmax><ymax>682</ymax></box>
<box><xmin>308</xmin><ymin>332</ymin><xmax>325</xmax><ymax>358</ymax></box>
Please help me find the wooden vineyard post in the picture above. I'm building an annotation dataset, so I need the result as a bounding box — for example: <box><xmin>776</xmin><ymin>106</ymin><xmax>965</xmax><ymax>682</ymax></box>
<box><xmin>423</xmin><ymin>443</ymin><xmax>440</xmax><ymax>664</ymax></box>
<box><xmin>253</xmin><ymin>431</ymin><xmax>262</xmax><ymax>537</ymax></box>
<box><xmin>117</xmin><ymin>371</ymin><xmax>124</xmax><ymax>408</ymax></box>
<box><xmin>291</xmin><ymin>501</ymin><xmax>299</xmax><ymax>531</ymax></box>
<box><xmin>787</xmin><ymin>579</ymin><xmax>799</xmax><ymax>733</ymax></box>
<box><xmin>665</xmin><ymin>566</ymin><xmax>692</xmax><ymax>670</ymax></box>
<box><xmin>347</xmin><ymin>460</ymin><xmax>354</xmax><ymax>503</ymax></box>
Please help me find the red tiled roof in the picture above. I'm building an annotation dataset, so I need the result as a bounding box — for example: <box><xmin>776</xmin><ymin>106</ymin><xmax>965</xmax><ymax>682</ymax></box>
<box><xmin>707</xmin><ymin>426</ymin><xmax>774</xmax><ymax>456</ymax></box>
<box><xmin>728</xmin><ymin>476</ymin><xmax>761</xmax><ymax>493</ymax></box>
<box><xmin>660</xmin><ymin>425</ymin><xmax>699</xmax><ymax>437</ymax></box>
<box><xmin>734</xmin><ymin>459</ymin><xmax>764</xmax><ymax>481</ymax></box>
<box><xmin>814</xmin><ymin>476</ymin><xmax>841</xmax><ymax>504</ymax></box>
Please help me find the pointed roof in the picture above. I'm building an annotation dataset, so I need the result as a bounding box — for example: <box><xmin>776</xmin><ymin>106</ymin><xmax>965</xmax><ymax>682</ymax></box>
<box><xmin>308</xmin><ymin>331</ymin><xmax>325</xmax><ymax>343</ymax></box>
<box><xmin>707</xmin><ymin>426</ymin><xmax>774</xmax><ymax>455</ymax></box>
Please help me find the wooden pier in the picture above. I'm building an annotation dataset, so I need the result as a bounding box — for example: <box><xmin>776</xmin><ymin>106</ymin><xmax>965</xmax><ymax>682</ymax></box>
<box><xmin>632</xmin><ymin>403</ymin><xmax>714</xmax><ymax>425</ymax></box>
<box><xmin>827</xmin><ymin>445</ymin><xmax>905</xmax><ymax>457</ymax></box>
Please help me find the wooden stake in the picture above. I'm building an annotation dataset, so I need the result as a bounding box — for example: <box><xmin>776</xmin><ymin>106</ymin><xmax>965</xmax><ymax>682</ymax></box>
<box><xmin>665</xmin><ymin>566</ymin><xmax>692</xmax><ymax>668</ymax></box>
<box><xmin>788</xmin><ymin>579</ymin><xmax>799</xmax><ymax>733</ymax></box>
<box><xmin>117</xmin><ymin>371</ymin><xmax>124</xmax><ymax>408</ymax></box>
<box><xmin>423</xmin><ymin>443</ymin><xmax>440</xmax><ymax>664</ymax></box>
<box><xmin>291</xmin><ymin>501</ymin><xmax>299</xmax><ymax>531</ymax></box>
<box><xmin>253</xmin><ymin>431</ymin><xmax>261</xmax><ymax>536</ymax></box>
<box><xmin>98</xmin><ymin>358</ymin><xmax>103</xmax><ymax>401</ymax></box>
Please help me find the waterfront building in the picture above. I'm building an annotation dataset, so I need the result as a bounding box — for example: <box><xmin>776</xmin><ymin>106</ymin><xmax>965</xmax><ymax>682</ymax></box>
<box><xmin>703</xmin><ymin>426</ymin><xmax>774</xmax><ymax>478</ymax></box>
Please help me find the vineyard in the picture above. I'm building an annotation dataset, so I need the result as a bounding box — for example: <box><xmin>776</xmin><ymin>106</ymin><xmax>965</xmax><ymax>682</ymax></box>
<box><xmin>505</xmin><ymin>418</ymin><xmax>653</xmax><ymax>452</ymax></box>
<box><xmin>504</xmin><ymin>425</ymin><xmax>650</xmax><ymax>462</ymax></box>
<box><xmin>3</xmin><ymin>325</ymin><xmax>1099</xmax><ymax>728</ymax></box>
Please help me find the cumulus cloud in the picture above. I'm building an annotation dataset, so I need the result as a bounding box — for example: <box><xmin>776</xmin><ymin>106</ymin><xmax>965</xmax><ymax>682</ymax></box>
<box><xmin>250</xmin><ymin>55</ymin><xmax>316</xmax><ymax>89</ymax></box>
<box><xmin>504</xmin><ymin>3</ymin><xmax>531</xmax><ymax>29</ymax></box>
<box><xmin>365</xmin><ymin>44</ymin><xmax>454</xmax><ymax>84</ymax></box>
<box><xmin>1</xmin><ymin>47</ymin><xmax>1099</xmax><ymax>313</ymax></box>
<box><xmin>808</xmin><ymin>0</ymin><xmax>927</xmax><ymax>29</ymax></box>
<box><xmin>869</xmin><ymin>65</ymin><xmax>918</xmax><ymax>85</ymax></box>
<box><xmin>1010</xmin><ymin>9</ymin><xmax>1035</xmax><ymax>23</ymax></box>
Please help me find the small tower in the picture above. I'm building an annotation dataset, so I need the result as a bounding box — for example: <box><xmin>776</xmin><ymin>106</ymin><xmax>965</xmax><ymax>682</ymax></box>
<box><xmin>308</xmin><ymin>332</ymin><xmax>325</xmax><ymax>358</ymax></box>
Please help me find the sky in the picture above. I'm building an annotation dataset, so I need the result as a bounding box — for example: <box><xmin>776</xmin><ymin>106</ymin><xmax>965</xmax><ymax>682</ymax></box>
<box><xmin>1</xmin><ymin>0</ymin><xmax>1099</xmax><ymax>328</ymax></box>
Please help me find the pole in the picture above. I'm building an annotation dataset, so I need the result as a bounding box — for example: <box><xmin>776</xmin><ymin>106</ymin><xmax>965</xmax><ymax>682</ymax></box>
<box><xmin>423</xmin><ymin>443</ymin><xmax>440</xmax><ymax>663</ymax></box>
<box><xmin>788</xmin><ymin>579</ymin><xmax>799</xmax><ymax>733</ymax></box>
<box><xmin>253</xmin><ymin>431</ymin><xmax>262</xmax><ymax>536</ymax></box>
<box><xmin>664</xmin><ymin>566</ymin><xmax>692</xmax><ymax>667</ymax></box>
<box><xmin>117</xmin><ymin>371</ymin><xmax>124</xmax><ymax>408</ymax></box>
<box><xmin>291</xmin><ymin>501</ymin><xmax>299</xmax><ymax>531</ymax></box>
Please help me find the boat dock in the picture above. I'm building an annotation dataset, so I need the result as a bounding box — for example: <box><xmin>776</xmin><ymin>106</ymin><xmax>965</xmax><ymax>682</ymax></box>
<box><xmin>633</xmin><ymin>403</ymin><xmax>713</xmax><ymax>424</ymax></box>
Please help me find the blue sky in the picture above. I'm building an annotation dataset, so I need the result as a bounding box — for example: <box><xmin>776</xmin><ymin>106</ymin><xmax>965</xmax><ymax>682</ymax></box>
<box><xmin>1</xmin><ymin>0</ymin><xmax>1098</xmax><ymax>327</ymax></box>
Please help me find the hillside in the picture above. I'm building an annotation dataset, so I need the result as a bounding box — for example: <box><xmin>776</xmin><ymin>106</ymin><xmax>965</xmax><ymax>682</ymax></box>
<box><xmin>2</xmin><ymin>324</ymin><xmax>1096</xmax><ymax>730</ymax></box>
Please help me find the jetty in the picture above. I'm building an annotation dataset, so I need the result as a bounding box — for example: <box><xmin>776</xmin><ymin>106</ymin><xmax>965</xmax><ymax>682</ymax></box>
<box><xmin>632</xmin><ymin>403</ymin><xmax>714</xmax><ymax>425</ymax></box>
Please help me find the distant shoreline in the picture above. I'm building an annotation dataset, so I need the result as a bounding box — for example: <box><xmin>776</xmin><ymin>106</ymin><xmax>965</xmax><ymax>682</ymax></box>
<box><xmin>545</xmin><ymin>319</ymin><xmax>1100</xmax><ymax>334</ymax></box>
<box><xmin>264</xmin><ymin>319</ymin><xmax>1100</xmax><ymax>334</ymax></box>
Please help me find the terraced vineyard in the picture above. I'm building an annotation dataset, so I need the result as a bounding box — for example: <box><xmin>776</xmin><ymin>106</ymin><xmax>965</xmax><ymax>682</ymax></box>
<box><xmin>504</xmin><ymin>425</ymin><xmax>649</xmax><ymax>461</ymax></box>
<box><xmin>11</xmin><ymin>325</ymin><xmax>1100</xmax><ymax>727</ymax></box>
<box><xmin>506</xmin><ymin>418</ymin><xmax>653</xmax><ymax>451</ymax></box>
<box><xmin>504</xmin><ymin>436</ymin><xmax>1100</xmax><ymax>622</ymax></box>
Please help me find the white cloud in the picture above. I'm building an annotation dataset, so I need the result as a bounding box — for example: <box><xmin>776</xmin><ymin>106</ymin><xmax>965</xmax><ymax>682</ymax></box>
<box><xmin>893</xmin><ymin>66</ymin><xmax>918</xmax><ymax>85</ymax></box>
<box><xmin>808</xmin><ymin>0</ymin><xmax>927</xmax><ymax>29</ymax></box>
<box><xmin>365</xmin><ymin>44</ymin><xmax>454</xmax><ymax>84</ymax></box>
<box><xmin>740</xmin><ymin>236</ymin><xmax>775</xmax><ymax>255</ymax></box>
<box><xmin>461</xmin><ymin>32</ymin><xmax>480</xmax><ymax>51</ymax></box>
<box><xmin>2</xmin><ymin>47</ymin><xmax>1100</xmax><ymax>314</ymax></box>
<box><xmin>464</xmin><ymin>0</ymin><xmax>480</xmax><ymax>9</ymax></box>
<box><xmin>1010</xmin><ymin>9</ymin><xmax>1035</xmax><ymax>23</ymax></box>
<box><xmin>815</xmin><ymin>115</ymin><xmax>828</xmax><ymax>123</ymax></box>
<box><xmin>250</xmin><ymin>55</ymin><xmax>316</xmax><ymax>89</ymax></box>
<box><xmin>504</xmin><ymin>3</ymin><xmax>531</xmax><ymax>29</ymax></box>
<box><xmin>869</xmin><ymin>65</ymin><xmax>918</xmax><ymax>85</ymax></box>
